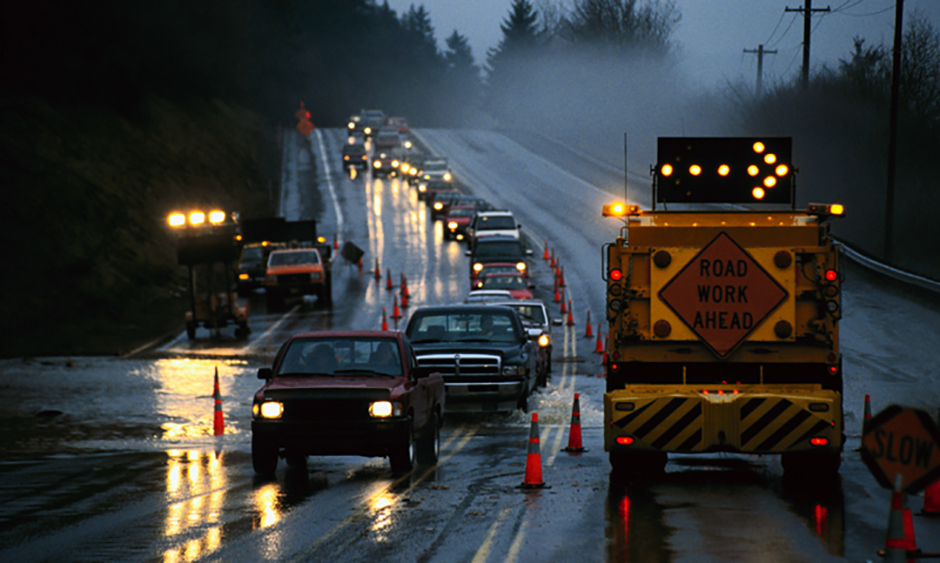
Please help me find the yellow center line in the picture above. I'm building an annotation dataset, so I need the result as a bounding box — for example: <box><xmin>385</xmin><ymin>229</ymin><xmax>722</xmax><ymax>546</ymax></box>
<box><xmin>470</xmin><ymin>507</ymin><xmax>511</xmax><ymax>563</ymax></box>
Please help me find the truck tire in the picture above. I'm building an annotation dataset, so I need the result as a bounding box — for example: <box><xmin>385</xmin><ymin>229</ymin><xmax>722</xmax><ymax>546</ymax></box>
<box><xmin>609</xmin><ymin>451</ymin><xmax>667</xmax><ymax>476</ymax></box>
<box><xmin>389</xmin><ymin>417</ymin><xmax>415</xmax><ymax>474</ymax></box>
<box><xmin>417</xmin><ymin>411</ymin><xmax>440</xmax><ymax>465</ymax></box>
<box><xmin>782</xmin><ymin>451</ymin><xmax>841</xmax><ymax>478</ymax></box>
<box><xmin>252</xmin><ymin>434</ymin><xmax>278</xmax><ymax>477</ymax></box>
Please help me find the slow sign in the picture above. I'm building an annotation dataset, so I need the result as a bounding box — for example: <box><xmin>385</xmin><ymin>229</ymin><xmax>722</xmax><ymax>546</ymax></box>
<box><xmin>658</xmin><ymin>232</ymin><xmax>788</xmax><ymax>358</ymax></box>
<box><xmin>860</xmin><ymin>405</ymin><xmax>940</xmax><ymax>495</ymax></box>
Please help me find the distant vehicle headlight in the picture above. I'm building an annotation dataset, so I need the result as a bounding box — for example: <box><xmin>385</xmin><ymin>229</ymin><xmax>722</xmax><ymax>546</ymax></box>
<box><xmin>369</xmin><ymin>401</ymin><xmax>402</xmax><ymax>418</ymax></box>
<box><xmin>473</xmin><ymin>262</ymin><xmax>484</xmax><ymax>272</ymax></box>
<box><xmin>434</xmin><ymin>202</ymin><xmax>444</xmax><ymax>210</ymax></box>
<box><xmin>448</xmin><ymin>222</ymin><xmax>458</xmax><ymax>230</ymax></box>
<box><xmin>516</xmin><ymin>262</ymin><xmax>527</xmax><ymax>272</ymax></box>
<box><xmin>364</xmin><ymin>127</ymin><xmax>372</xmax><ymax>135</ymax></box>
<box><xmin>347</xmin><ymin>122</ymin><xmax>355</xmax><ymax>129</ymax></box>
<box><xmin>443</xmin><ymin>173</ymin><xmax>452</xmax><ymax>181</ymax></box>
<box><xmin>538</xmin><ymin>334</ymin><xmax>550</xmax><ymax>347</ymax></box>
<box><xmin>404</xmin><ymin>140</ymin><xmax>413</xmax><ymax>149</ymax></box>
<box><xmin>392</xmin><ymin>160</ymin><xmax>399</xmax><ymax>168</ymax></box>
<box><xmin>419</xmin><ymin>184</ymin><xmax>427</xmax><ymax>192</ymax></box>
<box><xmin>374</xmin><ymin>160</ymin><xmax>382</xmax><ymax>169</ymax></box>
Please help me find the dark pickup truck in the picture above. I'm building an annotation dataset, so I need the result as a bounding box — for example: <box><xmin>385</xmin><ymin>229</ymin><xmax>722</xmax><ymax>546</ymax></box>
<box><xmin>251</xmin><ymin>331</ymin><xmax>445</xmax><ymax>475</ymax></box>
<box><xmin>405</xmin><ymin>305</ymin><xmax>539</xmax><ymax>413</ymax></box>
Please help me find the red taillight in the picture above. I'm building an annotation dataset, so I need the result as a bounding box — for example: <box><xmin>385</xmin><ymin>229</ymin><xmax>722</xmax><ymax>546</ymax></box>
<box><xmin>609</xmin><ymin>363</ymin><xmax>619</xmax><ymax>371</ymax></box>
<box><xmin>717</xmin><ymin>390</ymin><xmax>725</xmax><ymax>395</ymax></box>
<box><xmin>610</xmin><ymin>269</ymin><xmax>623</xmax><ymax>281</ymax></box>
<box><xmin>827</xmin><ymin>353</ymin><xmax>837</xmax><ymax>362</ymax></box>
<box><xmin>702</xmin><ymin>390</ymin><xmax>709</xmax><ymax>395</ymax></box>
<box><xmin>825</xmin><ymin>269</ymin><xmax>838</xmax><ymax>282</ymax></box>
<box><xmin>616</xmin><ymin>437</ymin><xmax>634</xmax><ymax>445</ymax></box>
<box><xmin>810</xmin><ymin>437</ymin><xmax>829</xmax><ymax>446</ymax></box>
<box><xmin>828</xmin><ymin>365</ymin><xmax>838</xmax><ymax>374</ymax></box>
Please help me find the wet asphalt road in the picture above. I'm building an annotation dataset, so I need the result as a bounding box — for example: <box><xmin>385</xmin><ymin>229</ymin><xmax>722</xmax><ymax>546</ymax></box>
<box><xmin>1</xmin><ymin>127</ymin><xmax>939</xmax><ymax>562</ymax></box>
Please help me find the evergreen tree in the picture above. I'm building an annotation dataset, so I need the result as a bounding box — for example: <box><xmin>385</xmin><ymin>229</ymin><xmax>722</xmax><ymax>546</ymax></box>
<box><xmin>485</xmin><ymin>0</ymin><xmax>541</xmax><ymax>119</ymax></box>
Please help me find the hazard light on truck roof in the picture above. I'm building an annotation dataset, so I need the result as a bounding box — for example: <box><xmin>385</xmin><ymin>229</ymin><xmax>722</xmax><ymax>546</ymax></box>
<box><xmin>602</xmin><ymin>203</ymin><xmax>640</xmax><ymax>217</ymax></box>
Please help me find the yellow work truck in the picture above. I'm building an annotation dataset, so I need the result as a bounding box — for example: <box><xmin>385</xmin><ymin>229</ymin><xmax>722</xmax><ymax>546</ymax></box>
<box><xmin>602</xmin><ymin>137</ymin><xmax>844</xmax><ymax>477</ymax></box>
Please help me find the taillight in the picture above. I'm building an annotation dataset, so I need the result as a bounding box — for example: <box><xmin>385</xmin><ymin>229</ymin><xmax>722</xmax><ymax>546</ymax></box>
<box><xmin>616</xmin><ymin>437</ymin><xmax>635</xmax><ymax>445</ymax></box>
<box><xmin>810</xmin><ymin>437</ymin><xmax>829</xmax><ymax>446</ymax></box>
<box><xmin>825</xmin><ymin>269</ymin><xmax>838</xmax><ymax>282</ymax></box>
<box><xmin>610</xmin><ymin>269</ymin><xmax>623</xmax><ymax>281</ymax></box>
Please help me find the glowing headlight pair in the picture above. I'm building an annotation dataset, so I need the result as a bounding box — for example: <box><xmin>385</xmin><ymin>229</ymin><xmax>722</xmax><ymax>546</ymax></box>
<box><xmin>254</xmin><ymin>401</ymin><xmax>284</xmax><ymax>419</ymax></box>
<box><xmin>369</xmin><ymin>401</ymin><xmax>402</xmax><ymax>418</ymax></box>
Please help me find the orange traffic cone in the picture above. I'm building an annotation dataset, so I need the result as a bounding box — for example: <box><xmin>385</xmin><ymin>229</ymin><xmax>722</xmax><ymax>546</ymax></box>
<box><xmin>595</xmin><ymin>326</ymin><xmax>603</xmax><ymax>353</ymax></box>
<box><xmin>562</xmin><ymin>393</ymin><xmax>585</xmax><ymax>453</ymax></box>
<box><xmin>357</xmin><ymin>258</ymin><xmax>363</xmax><ymax>276</ymax></box>
<box><xmin>923</xmin><ymin>479</ymin><xmax>940</xmax><ymax>515</ymax></box>
<box><xmin>566</xmin><ymin>301</ymin><xmax>574</xmax><ymax>326</ymax></box>
<box><xmin>520</xmin><ymin>412</ymin><xmax>549</xmax><ymax>489</ymax></box>
<box><xmin>555</xmin><ymin>264</ymin><xmax>562</xmax><ymax>278</ymax></box>
<box><xmin>558</xmin><ymin>265</ymin><xmax>566</xmax><ymax>287</ymax></box>
<box><xmin>543</xmin><ymin>240</ymin><xmax>550</xmax><ymax>260</ymax></box>
<box><xmin>560</xmin><ymin>293</ymin><xmax>567</xmax><ymax>315</ymax></box>
<box><xmin>401</xmin><ymin>291</ymin><xmax>409</xmax><ymax>308</ymax></box>
<box><xmin>386</xmin><ymin>269</ymin><xmax>394</xmax><ymax>290</ymax></box>
<box><xmin>550</xmin><ymin>249</ymin><xmax>556</xmax><ymax>268</ymax></box>
<box><xmin>391</xmin><ymin>295</ymin><xmax>402</xmax><ymax>319</ymax></box>
<box><xmin>374</xmin><ymin>258</ymin><xmax>382</xmax><ymax>279</ymax></box>
<box><xmin>333</xmin><ymin>233</ymin><xmax>339</xmax><ymax>250</ymax></box>
<box><xmin>864</xmin><ymin>394</ymin><xmax>873</xmax><ymax>432</ymax></box>
<box><xmin>381</xmin><ymin>308</ymin><xmax>389</xmax><ymax>331</ymax></box>
<box><xmin>213</xmin><ymin>367</ymin><xmax>224</xmax><ymax>436</ymax></box>
<box><xmin>402</xmin><ymin>275</ymin><xmax>410</xmax><ymax>298</ymax></box>
<box><xmin>584</xmin><ymin>310</ymin><xmax>593</xmax><ymax>338</ymax></box>
<box><xmin>554</xmin><ymin>286</ymin><xmax>561</xmax><ymax>303</ymax></box>
<box><xmin>880</xmin><ymin>478</ymin><xmax>918</xmax><ymax>562</ymax></box>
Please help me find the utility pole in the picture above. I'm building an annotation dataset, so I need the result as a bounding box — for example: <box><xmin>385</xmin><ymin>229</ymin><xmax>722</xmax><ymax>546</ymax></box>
<box><xmin>743</xmin><ymin>45</ymin><xmax>777</xmax><ymax>97</ymax></box>
<box><xmin>885</xmin><ymin>0</ymin><xmax>904</xmax><ymax>262</ymax></box>
<box><xmin>785</xmin><ymin>1</ymin><xmax>831</xmax><ymax>89</ymax></box>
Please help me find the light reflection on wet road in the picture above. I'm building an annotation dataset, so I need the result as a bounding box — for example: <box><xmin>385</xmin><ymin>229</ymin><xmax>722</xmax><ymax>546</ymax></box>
<box><xmin>1</xmin><ymin>128</ymin><xmax>939</xmax><ymax>562</ymax></box>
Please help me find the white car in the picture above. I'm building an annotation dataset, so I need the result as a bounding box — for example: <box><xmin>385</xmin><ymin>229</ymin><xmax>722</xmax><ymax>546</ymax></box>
<box><xmin>463</xmin><ymin>290</ymin><xmax>514</xmax><ymax>303</ymax></box>
<box><xmin>468</xmin><ymin>210</ymin><xmax>521</xmax><ymax>247</ymax></box>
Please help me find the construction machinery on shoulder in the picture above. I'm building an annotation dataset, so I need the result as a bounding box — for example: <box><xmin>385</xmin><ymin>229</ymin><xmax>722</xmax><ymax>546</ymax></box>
<box><xmin>602</xmin><ymin>137</ymin><xmax>845</xmax><ymax>477</ymax></box>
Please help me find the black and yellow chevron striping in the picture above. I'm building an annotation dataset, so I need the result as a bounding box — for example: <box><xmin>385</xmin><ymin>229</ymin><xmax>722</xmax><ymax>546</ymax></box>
<box><xmin>738</xmin><ymin>397</ymin><xmax>832</xmax><ymax>452</ymax></box>
<box><xmin>613</xmin><ymin>397</ymin><xmax>704</xmax><ymax>451</ymax></box>
<box><xmin>609</xmin><ymin>393</ymin><xmax>837</xmax><ymax>453</ymax></box>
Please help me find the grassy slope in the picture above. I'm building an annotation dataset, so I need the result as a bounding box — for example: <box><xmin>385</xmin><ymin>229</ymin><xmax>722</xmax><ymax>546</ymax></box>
<box><xmin>0</xmin><ymin>94</ymin><xmax>277</xmax><ymax>357</ymax></box>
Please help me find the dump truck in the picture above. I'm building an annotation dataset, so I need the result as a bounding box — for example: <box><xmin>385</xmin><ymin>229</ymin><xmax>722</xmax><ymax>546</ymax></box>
<box><xmin>601</xmin><ymin>137</ymin><xmax>845</xmax><ymax>477</ymax></box>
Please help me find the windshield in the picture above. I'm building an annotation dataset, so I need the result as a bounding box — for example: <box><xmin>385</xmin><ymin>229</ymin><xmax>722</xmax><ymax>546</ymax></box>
<box><xmin>276</xmin><ymin>337</ymin><xmax>402</xmax><ymax>377</ymax></box>
<box><xmin>477</xmin><ymin>216</ymin><xmax>516</xmax><ymax>230</ymax></box>
<box><xmin>241</xmin><ymin>246</ymin><xmax>265</xmax><ymax>261</ymax></box>
<box><xmin>481</xmin><ymin>276</ymin><xmax>526</xmax><ymax>290</ymax></box>
<box><xmin>448</xmin><ymin>207</ymin><xmax>476</xmax><ymax>218</ymax></box>
<box><xmin>506</xmin><ymin>305</ymin><xmax>546</xmax><ymax>324</ymax></box>
<box><xmin>407</xmin><ymin>312</ymin><xmax>518</xmax><ymax>343</ymax></box>
<box><xmin>473</xmin><ymin>241</ymin><xmax>524</xmax><ymax>258</ymax></box>
<box><xmin>423</xmin><ymin>161</ymin><xmax>448</xmax><ymax>171</ymax></box>
<box><xmin>268</xmin><ymin>250</ymin><xmax>319</xmax><ymax>267</ymax></box>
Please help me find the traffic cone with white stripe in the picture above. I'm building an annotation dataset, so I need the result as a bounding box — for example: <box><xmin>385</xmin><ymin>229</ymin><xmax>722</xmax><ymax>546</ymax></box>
<box><xmin>333</xmin><ymin>233</ymin><xmax>339</xmax><ymax>250</ymax></box>
<box><xmin>213</xmin><ymin>367</ymin><xmax>224</xmax><ymax>436</ymax></box>
<box><xmin>558</xmin><ymin>265</ymin><xmax>566</xmax><ymax>287</ymax></box>
<box><xmin>374</xmin><ymin>258</ymin><xmax>381</xmax><ymax>280</ymax></box>
<box><xmin>543</xmin><ymin>240</ymin><xmax>550</xmax><ymax>260</ymax></box>
<box><xmin>386</xmin><ymin>269</ymin><xmax>393</xmax><ymax>290</ymax></box>
<box><xmin>864</xmin><ymin>394</ymin><xmax>873</xmax><ymax>433</ymax></box>
<box><xmin>560</xmin><ymin>293</ymin><xmax>567</xmax><ymax>315</ymax></box>
<box><xmin>550</xmin><ymin>248</ymin><xmax>556</xmax><ymax>268</ymax></box>
<box><xmin>562</xmin><ymin>393</ymin><xmax>585</xmax><ymax>453</ymax></box>
<box><xmin>595</xmin><ymin>327</ymin><xmax>603</xmax><ymax>353</ymax></box>
<box><xmin>566</xmin><ymin>301</ymin><xmax>574</xmax><ymax>326</ymax></box>
<box><xmin>381</xmin><ymin>308</ymin><xmax>388</xmax><ymax>331</ymax></box>
<box><xmin>880</xmin><ymin>476</ymin><xmax>918</xmax><ymax>563</ymax></box>
<box><xmin>584</xmin><ymin>311</ymin><xmax>593</xmax><ymax>338</ymax></box>
<box><xmin>520</xmin><ymin>413</ymin><xmax>549</xmax><ymax>489</ymax></box>
<box><xmin>391</xmin><ymin>294</ymin><xmax>402</xmax><ymax>320</ymax></box>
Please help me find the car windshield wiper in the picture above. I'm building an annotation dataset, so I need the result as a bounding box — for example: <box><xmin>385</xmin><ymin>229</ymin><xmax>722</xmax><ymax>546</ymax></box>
<box><xmin>333</xmin><ymin>369</ymin><xmax>398</xmax><ymax>377</ymax></box>
<box><xmin>456</xmin><ymin>338</ymin><xmax>498</xmax><ymax>343</ymax></box>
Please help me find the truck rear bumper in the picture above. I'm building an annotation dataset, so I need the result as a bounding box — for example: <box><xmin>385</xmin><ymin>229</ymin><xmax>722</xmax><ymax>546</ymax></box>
<box><xmin>604</xmin><ymin>384</ymin><xmax>842</xmax><ymax>454</ymax></box>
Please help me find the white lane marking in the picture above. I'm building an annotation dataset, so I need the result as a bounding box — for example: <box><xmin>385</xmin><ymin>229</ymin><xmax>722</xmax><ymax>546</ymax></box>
<box><xmin>240</xmin><ymin>304</ymin><xmax>301</xmax><ymax>354</ymax></box>
<box><xmin>504</xmin><ymin>514</ymin><xmax>527</xmax><ymax>563</ymax></box>
<box><xmin>315</xmin><ymin>129</ymin><xmax>344</xmax><ymax>243</ymax></box>
<box><xmin>471</xmin><ymin>507</ymin><xmax>511</xmax><ymax>563</ymax></box>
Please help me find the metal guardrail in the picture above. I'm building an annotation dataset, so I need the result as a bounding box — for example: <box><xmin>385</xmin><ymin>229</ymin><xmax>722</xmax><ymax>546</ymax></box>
<box><xmin>836</xmin><ymin>239</ymin><xmax>940</xmax><ymax>294</ymax></box>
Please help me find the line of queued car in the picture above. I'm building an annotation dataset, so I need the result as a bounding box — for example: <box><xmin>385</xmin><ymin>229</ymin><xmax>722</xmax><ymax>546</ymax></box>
<box><xmin>249</xmin><ymin>112</ymin><xmax>560</xmax><ymax>477</ymax></box>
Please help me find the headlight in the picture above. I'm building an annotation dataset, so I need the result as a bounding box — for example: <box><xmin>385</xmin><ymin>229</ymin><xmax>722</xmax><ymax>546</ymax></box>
<box><xmin>401</xmin><ymin>164</ymin><xmax>410</xmax><ymax>173</ymax></box>
<box><xmin>448</xmin><ymin>221</ymin><xmax>458</xmax><ymax>230</ymax></box>
<box><xmin>392</xmin><ymin>160</ymin><xmax>399</xmax><ymax>168</ymax></box>
<box><xmin>374</xmin><ymin>160</ymin><xmax>382</xmax><ymax>169</ymax></box>
<box><xmin>410</xmin><ymin>168</ymin><xmax>417</xmax><ymax>175</ymax></box>
<box><xmin>419</xmin><ymin>184</ymin><xmax>427</xmax><ymax>192</ymax></box>
<box><xmin>404</xmin><ymin>140</ymin><xmax>412</xmax><ymax>149</ymax></box>
<box><xmin>362</xmin><ymin>155</ymin><xmax>368</xmax><ymax>160</ymax></box>
<box><xmin>168</xmin><ymin>213</ymin><xmax>186</xmax><ymax>227</ymax></box>
<box><xmin>473</xmin><ymin>262</ymin><xmax>484</xmax><ymax>272</ymax></box>
<box><xmin>258</xmin><ymin>401</ymin><xmax>284</xmax><ymax>419</ymax></box>
<box><xmin>344</xmin><ymin>155</ymin><xmax>350</xmax><ymax>161</ymax></box>
<box><xmin>538</xmin><ymin>334</ymin><xmax>550</xmax><ymax>347</ymax></box>
<box><xmin>434</xmin><ymin>202</ymin><xmax>444</xmax><ymax>210</ymax></box>
<box><xmin>369</xmin><ymin>401</ymin><xmax>402</xmax><ymax>418</ymax></box>
<box><xmin>239</xmin><ymin>273</ymin><xmax>249</xmax><ymax>280</ymax></box>
<box><xmin>501</xmin><ymin>365</ymin><xmax>525</xmax><ymax>376</ymax></box>
<box><xmin>516</xmin><ymin>262</ymin><xmax>527</xmax><ymax>272</ymax></box>
<box><xmin>364</xmin><ymin>127</ymin><xmax>372</xmax><ymax>135</ymax></box>
<box><xmin>347</xmin><ymin>122</ymin><xmax>355</xmax><ymax>129</ymax></box>
<box><xmin>443</xmin><ymin>173</ymin><xmax>452</xmax><ymax>181</ymax></box>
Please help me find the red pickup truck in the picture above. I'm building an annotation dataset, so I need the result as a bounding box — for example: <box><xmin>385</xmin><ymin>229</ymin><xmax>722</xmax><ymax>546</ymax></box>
<box><xmin>251</xmin><ymin>331</ymin><xmax>445</xmax><ymax>475</ymax></box>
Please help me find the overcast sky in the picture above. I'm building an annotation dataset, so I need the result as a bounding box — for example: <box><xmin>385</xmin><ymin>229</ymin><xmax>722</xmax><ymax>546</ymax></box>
<box><xmin>384</xmin><ymin>0</ymin><xmax>940</xmax><ymax>88</ymax></box>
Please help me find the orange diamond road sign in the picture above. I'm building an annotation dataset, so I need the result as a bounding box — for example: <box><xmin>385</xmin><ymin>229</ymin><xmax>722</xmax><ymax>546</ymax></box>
<box><xmin>296</xmin><ymin>118</ymin><xmax>315</xmax><ymax>137</ymax></box>
<box><xmin>861</xmin><ymin>405</ymin><xmax>940</xmax><ymax>495</ymax></box>
<box><xmin>659</xmin><ymin>232</ymin><xmax>787</xmax><ymax>358</ymax></box>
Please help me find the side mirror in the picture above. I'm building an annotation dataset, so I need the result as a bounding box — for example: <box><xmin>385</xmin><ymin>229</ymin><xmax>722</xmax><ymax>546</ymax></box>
<box><xmin>517</xmin><ymin>224</ymin><xmax>522</xmax><ymax>229</ymax></box>
<box><xmin>525</xmin><ymin>249</ymin><xmax>534</xmax><ymax>256</ymax></box>
<box><xmin>465</xmin><ymin>250</ymin><xmax>472</xmax><ymax>257</ymax></box>
<box><xmin>552</xmin><ymin>318</ymin><xmax>563</xmax><ymax>326</ymax></box>
<box><xmin>258</xmin><ymin>367</ymin><xmax>273</xmax><ymax>380</ymax></box>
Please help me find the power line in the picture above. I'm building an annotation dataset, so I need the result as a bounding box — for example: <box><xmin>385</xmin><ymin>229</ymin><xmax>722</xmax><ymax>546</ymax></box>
<box><xmin>769</xmin><ymin>14</ymin><xmax>800</xmax><ymax>48</ymax></box>
<box><xmin>764</xmin><ymin>12</ymin><xmax>788</xmax><ymax>45</ymax></box>
<box><xmin>785</xmin><ymin>1</ymin><xmax>832</xmax><ymax>89</ymax></box>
